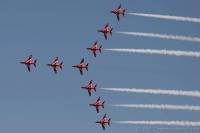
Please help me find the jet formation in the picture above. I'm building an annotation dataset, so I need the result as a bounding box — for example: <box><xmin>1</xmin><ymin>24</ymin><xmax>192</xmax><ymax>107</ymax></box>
<box><xmin>20</xmin><ymin>3</ymin><xmax>126</xmax><ymax>131</ymax></box>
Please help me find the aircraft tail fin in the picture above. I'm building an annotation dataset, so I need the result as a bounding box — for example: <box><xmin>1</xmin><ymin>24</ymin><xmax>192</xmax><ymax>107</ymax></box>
<box><xmin>94</xmin><ymin>84</ymin><xmax>97</xmax><ymax>92</ymax></box>
<box><xmin>102</xmin><ymin>101</ymin><xmax>105</xmax><ymax>108</ymax></box>
<box><xmin>108</xmin><ymin>119</ymin><xmax>111</xmax><ymax>126</ymax></box>
<box><xmin>123</xmin><ymin>9</ymin><xmax>126</xmax><ymax>16</ymax></box>
<box><xmin>99</xmin><ymin>45</ymin><xmax>102</xmax><ymax>53</ymax></box>
<box><xmin>110</xmin><ymin>28</ymin><xmax>113</xmax><ymax>36</ymax></box>
<box><xmin>86</xmin><ymin>63</ymin><xmax>89</xmax><ymax>71</ymax></box>
<box><xmin>60</xmin><ymin>61</ymin><xmax>63</xmax><ymax>69</ymax></box>
<box><xmin>34</xmin><ymin>59</ymin><xmax>37</xmax><ymax>67</ymax></box>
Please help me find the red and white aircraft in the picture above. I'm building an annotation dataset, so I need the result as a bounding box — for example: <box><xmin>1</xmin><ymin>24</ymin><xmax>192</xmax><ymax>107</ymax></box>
<box><xmin>20</xmin><ymin>54</ymin><xmax>37</xmax><ymax>72</ymax></box>
<box><xmin>90</xmin><ymin>97</ymin><xmax>105</xmax><ymax>113</ymax></box>
<box><xmin>47</xmin><ymin>57</ymin><xmax>63</xmax><ymax>74</ymax></box>
<box><xmin>97</xmin><ymin>23</ymin><xmax>113</xmax><ymax>40</ymax></box>
<box><xmin>81</xmin><ymin>80</ymin><xmax>97</xmax><ymax>96</ymax></box>
<box><xmin>86</xmin><ymin>40</ymin><xmax>102</xmax><ymax>57</ymax></box>
<box><xmin>96</xmin><ymin>114</ymin><xmax>111</xmax><ymax>130</ymax></box>
<box><xmin>111</xmin><ymin>4</ymin><xmax>126</xmax><ymax>21</ymax></box>
<box><xmin>72</xmin><ymin>58</ymin><xmax>88</xmax><ymax>75</ymax></box>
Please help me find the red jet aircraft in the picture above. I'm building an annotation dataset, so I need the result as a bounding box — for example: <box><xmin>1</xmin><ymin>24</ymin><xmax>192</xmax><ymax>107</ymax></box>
<box><xmin>86</xmin><ymin>40</ymin><xmax>102</xmax><ymax>57</ymax></box>
<box><xmin>81</xmin><ymin>80</ymin><xmax>97</xmax><ymax>96</ymax></box>
<box><xmin>90</xmin><ymin>97</ymin><xmax>105</xmax><ymax>113</ymax></box>
<box><xmin>97</xmin><ymin>23</ymin><xmax>113</xmax><ymax>40</ymax></box>
<box><xmin>47</xmin><ymin>57</ymin><xmax>63</xmax><ymax>74</ymax></box>
<box><xmin>111</xmin><ymin>4</ymin><xmax>126</xmax><ymax>21</ymax></box>
<box><xmin>20</xmin><ymin>54</ymin><xmax>37</xmax><ymax>72</ymax></box>
<box><xmin>72</xmin><ymin>58</ymin><xmax>88</xmax><ymax>75</ymax></box>
<box><xmin>96</xmin><ymin>114</ymin><xmax>111</xmax><ymax>130</ymax></box>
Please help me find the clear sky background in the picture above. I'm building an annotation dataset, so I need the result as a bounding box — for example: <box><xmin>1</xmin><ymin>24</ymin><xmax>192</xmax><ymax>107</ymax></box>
<box><xmin>0</xmin><ymin>0</ymin><xmax>200</xmax><ymax>133</ymax></box>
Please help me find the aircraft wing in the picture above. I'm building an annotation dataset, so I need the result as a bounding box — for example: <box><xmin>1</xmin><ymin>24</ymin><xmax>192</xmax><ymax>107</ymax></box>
<box><xmin>88</xmin><ymin>90</ymin><xmax>91</xmax><ymax>96</ymax></box>
<box><xmin>94</xmin><ymin>40</ymin><xmax>98</xmax><ymax>45</ymax></box>
<box><xmin>80</xmin><ymin>58</ymin><xmax>84</xmax><ymax>64</ymax></box>
<box><xmin>26</xmin><ymin>64</ymin><xmax>31</xmax><ymax>72</ymax></box>
<box><xmin>97</xmin><ymin>97</ymin><xmax>101</xmax><ymax>102</ymax></box>
<box><xmin>79</xmin><ymin>69</ymin><xmax>83</xmax><ymax>75</ymax></box>
<box><xmin>28</xmin><ymin>54</ymin><xmax>32</xmax><ymax>60</ymax></box>
<box><xmin>93</xmin><ymin>51</ymin><xmax>97</xmax><ymax>57</ymax></box>
<box><xmin>53</xmin><ymin>67</ymin><xmax>57</xmax><ymax>74</ymax></box>
<box><xmin>96</xmin><ymin>106</ymin><xmax>99</xmax><ymax>113</ymax></box>
<box><xmin>102</xmin><ymin>123</ymin><xmax>105</xmax><ymax>130</ymax></box>
<box><xmin>117</xmin><ymin>14</ymin><xmax>120</xmax><ymax>21</ymax></box>
<box><xmin>54</xmin><ymin>57</ymin><xmax>59</xmax><ymax>63</ymax></box>
<box><xmin>92</xmin><ymin>41</ymin><xmax>98</xmax><ymax>47</ymax></box>
<box><xmin>118</xmin><ymin>4</ymin><xmax>122</xmax><ymax>9</ymax></box>
<box><xmin>103</xmin><ymin>114</ymin><xmax>107</xmax><ymax>119</ymax></box>
<box><xmin>26</xmin><ymin>58</ymin><xmax>32</xmax><ymax>63</ymax></box>
<box><xmin>88</xmin><ymin>80</ymin><xmax>93</xmax><ymax>85</ymax></box>
<box><xmin>104</xmin><ymin>33</ymin><xmax>107</xmax><ymax>40</ymax></box>
<box><xmin>104</xmin><ymin>23</ymin><xmax>109</xmax><ymax>28</ymax></box>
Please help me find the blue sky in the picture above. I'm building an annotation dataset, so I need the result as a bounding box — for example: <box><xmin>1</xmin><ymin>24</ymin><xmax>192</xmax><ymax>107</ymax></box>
<box><xmin>0</xmin><ymin>0</ymin><xmax>200</xmax><ymax>132</ymax></box>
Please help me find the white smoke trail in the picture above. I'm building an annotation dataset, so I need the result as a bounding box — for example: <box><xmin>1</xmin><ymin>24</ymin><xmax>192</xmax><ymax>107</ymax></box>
<box><xmin>100</xmin><ymin>88</ymin><xmax>200</xmax><ymax>98</ymax></box>
<box><xmin>104</xmin><ymin>48</ymin><xmax>200</xmax><ymax>58</ymax></box>
<box><xmin>128</xmin><ymin>13</ymin><xmax>200</xmax><ymax>24</ymax></box>
<box><xmin>112</xmin><ymin>104</ymin><xmax>200</xmax><ymax>111</ymax></box>
<box><xmin>116</xmin><ymin>32</ymin><xmax>200</xmax><ymax>43</ymax></box>
<box><xmin>114</xmin><ymin>121</ymin><xmax>200</xmax><ymax>127</ymax></box>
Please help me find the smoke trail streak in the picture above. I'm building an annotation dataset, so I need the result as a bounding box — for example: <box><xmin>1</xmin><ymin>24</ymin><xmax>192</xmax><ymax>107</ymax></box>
<box><xmin>112</xmin><ymin>104</ymin><xmax>200</xmax><ymax>111</ymax></box>
<box><xmin>104</xmin><ymin>48</ymin><xmax>200</xmax><ymax>58</ymax></box>
<box><xmin>114</xmin><ymin>121</ymin><xmax>200</xmax><ymax>127</ymax></box>
<box><xmin>100</xmin><ymin>88</ymin><xmax>200</xmax><ymax>98</ymax></box>
<box><xmin>116</xmin><ymin>32</ymin><xmax>200</xmax><ymax>43</ymax></box>
<box><xmin>128</xmin><ymin>13</ymin><xmax>200</xmax><ymax>24</ymax></box>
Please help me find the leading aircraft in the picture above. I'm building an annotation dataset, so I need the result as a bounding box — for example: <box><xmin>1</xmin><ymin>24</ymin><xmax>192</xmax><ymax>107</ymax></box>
<box><xmin>81</xmin><ymin>80</ymin><xmax>97</xmax><ymax>96</ymax></box>
<box><xmin>111</xmin><ymin>4</ymin><xmax>126</xmax><ymax>21</ymax></box>
<box><xmin>20</xmin><ymin>54</ymin><xmax>37</xmax><ymax>72</ymax></box>
<box><xmin>90</xmin><ymin>97</ymin><xmax>105</xmax><ymax>113</ymax></box>
<box><xmin>47</xmin><ymin>57</ymin><xmax>63</xmax><ymax>74</ymax></box>
<box><xmin>72</xmin><ymin>58</ymin><xmax>88</xmax><ymax>75</ymax></box>
<box><xmin>97</xmin><ymin>23</ymin><xmax>113</xmax><ymax>40</ymax></box>
<box><xmin>96</xmin><ymin>114</ymin><xmax>111</xmax><ymax>130</ymax></box>
<box><xmin>86</xmin><ymin>40</ymin><xmax>102</xmax><ymax>57</ymax></box>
